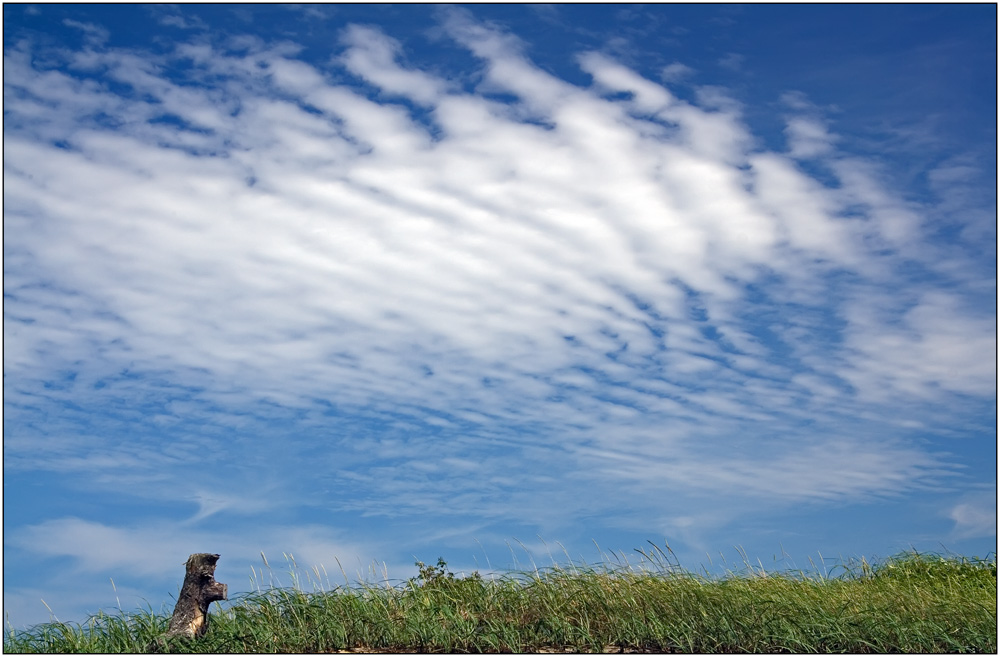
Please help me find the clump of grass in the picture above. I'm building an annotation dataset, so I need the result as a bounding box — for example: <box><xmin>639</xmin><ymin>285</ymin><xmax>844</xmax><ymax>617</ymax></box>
<box><xmin>5</xmin><ymin>548</ymin><xmax>995</xmax><ymax>653</ymax></box>
<box><xmin>3</xmin><ymin>605</ymin><xmax>168</xmax><ymax>654</ymax></box>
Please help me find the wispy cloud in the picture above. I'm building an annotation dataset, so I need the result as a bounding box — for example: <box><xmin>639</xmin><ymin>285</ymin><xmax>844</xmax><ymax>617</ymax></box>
<box><xmin>4</xmin><ymin>517</ymin><xmax>393</xmax><ymax>627</ymax></box>
<box><xmin>61</xmin><ymin>19</ymin><xmax>110</xmax><ymax>47</ymax></box>
<box><xmin>948</xmin><ymin>488</ymin><xmax>997</xmax><ymax>541</ymax></box>
<box><xmin>9</xmin><ymin>518</ymin><xmax>378</xmax><ymax>579</ymax></box>
<box><xmin>6</xmin><ymin>10</ymin><xmax>991</xmax><ymax>509</ymax></box>
<box><xmin>717</xmin><ymin>52</ymin><xmax>744</xmax><ymax>72</ymax></box>
<box><xmin>661</xmin><ymin>61</ymin><xmax>695</xmax><ymax>83</ymax></box>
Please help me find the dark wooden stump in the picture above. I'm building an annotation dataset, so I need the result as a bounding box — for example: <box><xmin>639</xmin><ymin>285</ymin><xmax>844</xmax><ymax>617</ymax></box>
<box><xmin>150</xmin><ymin>553</ymin><xmax>227</xmax><ymax>650</ymax></box>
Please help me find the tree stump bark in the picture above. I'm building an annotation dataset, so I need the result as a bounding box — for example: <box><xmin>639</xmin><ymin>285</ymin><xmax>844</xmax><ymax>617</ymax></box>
<box><xmin>162</xmin><ymin>553</ymin><xmax>227</xmax><ymax>641</ymax></box>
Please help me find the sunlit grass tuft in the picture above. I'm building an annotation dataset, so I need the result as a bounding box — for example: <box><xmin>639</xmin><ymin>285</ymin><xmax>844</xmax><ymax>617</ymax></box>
<box><xmin>5</xmin><ymin>548</ymin><xmax>995</xmax><ymax>653</ymax></box>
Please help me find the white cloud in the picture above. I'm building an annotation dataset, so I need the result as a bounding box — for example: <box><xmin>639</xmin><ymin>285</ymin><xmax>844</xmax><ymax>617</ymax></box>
<box><xmin>62</xmin><ymin>18</ymin><xmax>109</xmax><ymax>47</ymax></box>
<box><xmin>948</xmin><ymin>490</ymin><xmax>997</xmax><ymax>540</ymax></box>
<box><xmin>4</xmin><ymin>517</ymin><xmax>394</xmax><ymax>627</ymax></box>
<box><xmin>780</xmin><ymin>90</ymin><xmax>825</xmax><ymax>112</ymax></box>
<box><xmin>155</xmin><ymin>11</ymin><xmax>208</xmax><ymax>31</ymax></box>
<box><xmin>717</xmin><ymin>52</ymin><xmax>744</xmax><ymax>71</ymax></box>
<box><xmin>661</xmin><ymin>61</ymin><xmax>694</xmax><ymax>83</ymax></box>
<box><xmin>785</xmin><ymin>116</ymin><xmax>837</xmax><ymax>159</ymax></box>
<box><xmin>11</xmin><ymin>518</ymin><xmax>207</xmax><ymax>576</ymax></box>
<box><xmin>3</xmin><ymin>16</ymin><xmax>994</xmax><ymax>620</ymax></box>
<box><xmin>749</xmin><ymin>152</ymin><xmax>857</xmax><ymax>261</ymax></box>
<box><xmin>339</xmin><ymin>24</ymin><xmax>447</xmax><ymax>105</ymax></box>
<box><xmin>829</xmin><ymin>157</ymin><xmax>922</xmax><ymax>248</ymax></box>
<box><xmin>843</xmin><ymin>291</ymin><xmax>997</xmax><ymax>400</ymax></box>
<box><xmin>578</xmin><ymin>51</ymin><xmax>673</xmax><ymax>115</ymax></box>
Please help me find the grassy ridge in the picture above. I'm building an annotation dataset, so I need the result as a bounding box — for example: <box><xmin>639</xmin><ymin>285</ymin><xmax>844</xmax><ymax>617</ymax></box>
<box><xmin>5</xmin><ymin>549</ymin><xmax>996</xmax><ymax>653</ymax></box>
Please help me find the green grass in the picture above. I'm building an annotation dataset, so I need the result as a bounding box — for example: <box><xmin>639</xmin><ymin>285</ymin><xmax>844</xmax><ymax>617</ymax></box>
<box><xmin>5</xmin><ymin>548</ymin><xmax>996</xmax><ymax>653</ymax></box>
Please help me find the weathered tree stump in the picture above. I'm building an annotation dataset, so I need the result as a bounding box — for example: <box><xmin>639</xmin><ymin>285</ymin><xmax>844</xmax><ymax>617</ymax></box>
<box><xmin>150</xmin><ymin>553</ymin><xmax>227</xmax><ymax>651</ymax></box>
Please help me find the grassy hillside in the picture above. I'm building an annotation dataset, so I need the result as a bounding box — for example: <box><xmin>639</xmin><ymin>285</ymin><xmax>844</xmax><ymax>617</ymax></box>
<box><xmin>5</xmin><ymin>549</ymin><xmax>996</xmax><ymax>653</ymax></box>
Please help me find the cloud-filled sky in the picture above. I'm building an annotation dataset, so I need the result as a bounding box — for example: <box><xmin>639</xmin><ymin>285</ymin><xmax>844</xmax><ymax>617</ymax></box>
<box><xmin>4</xmin><ymin>4</ymin><xmax>996</xmax><ymax>629</ymax></box>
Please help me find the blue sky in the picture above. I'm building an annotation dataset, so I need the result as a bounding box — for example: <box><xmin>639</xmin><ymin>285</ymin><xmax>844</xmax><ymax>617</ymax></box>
<box><xmin>3</xmin><ymin>4</ymin><xmax>996</xmax><ymax>629</ymax></box>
